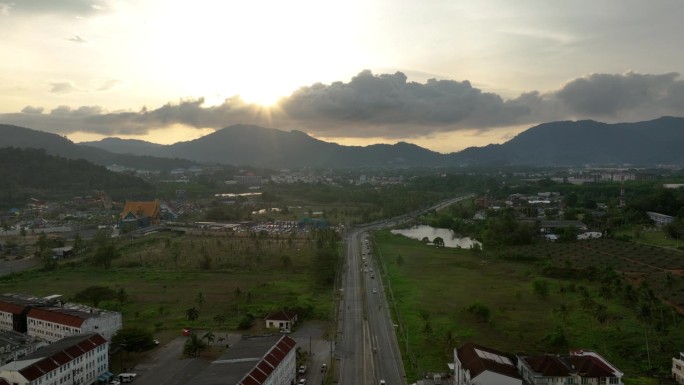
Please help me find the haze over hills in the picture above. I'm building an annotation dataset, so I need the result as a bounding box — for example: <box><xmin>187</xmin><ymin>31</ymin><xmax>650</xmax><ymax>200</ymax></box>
<box><xmin>4</xmin><ymin>117</ymin><xmax>684</xmax><ymax>169</ymax></box>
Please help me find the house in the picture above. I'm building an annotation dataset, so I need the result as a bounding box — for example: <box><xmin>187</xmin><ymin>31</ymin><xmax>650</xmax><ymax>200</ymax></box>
<box><xmin>186</xmin><ymin>334</ymin><xmax>296</xmax><ymax>385</ymax></box>
<box><xmin>517</xmin><ymin>354</ymin><xmax>576</xmax><ymax>385</ymax></box>
<box><xmin>120</xmin><ymin>200</ymin><xmax>162</xmax><ymax>229</ymax></box>
<box><xmin>518</xmin><ymin>350</ymin><xmax>623</xmax><ymax>385</ymax></box>
<box><xmin>567</xmin><ymin>349</ymin><xmax>623</xmax><ymax>385</ymax></box>
<box><xmin>673</xmin><ymin>352</ymin><xmax>684</xmax><ymax>384</ymax></box>
<box><xmin>454</xmin><ymin>342</ymin><xmax>522</xmax><ymax>385</ymax></box>
<box><xmin>265</xmin><ymin>310</ymin><xmax>297</xmax><ymax>331</ymax></box>
<box><xmin>0</xmin><ymin>333</ymin><xmax>111</xmax><ymax>385</ymax></box>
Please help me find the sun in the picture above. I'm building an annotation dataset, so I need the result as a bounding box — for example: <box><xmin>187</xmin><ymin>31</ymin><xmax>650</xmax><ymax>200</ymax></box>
<box><xmin>238</xmin><ymin>88</ymin><xmax>284</xmax><ymax>107</ymax></box>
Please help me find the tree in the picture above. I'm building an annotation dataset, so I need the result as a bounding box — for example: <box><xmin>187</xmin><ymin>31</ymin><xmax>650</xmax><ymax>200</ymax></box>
<box><xmin>467</xmin><ymin>301</ymin><xmax>491</xmax><ymax>323</ymax></box>
<box><xmin>112</xmin><ymin>327</ymin><xmax>156</xmax><ymax>353</ymax></box>
<box><xmin>93</xmin><ymin>242</ymin><xmax>118</xmax><ymax>269</ymax></box>
<box><xmin>213</xmin><ymin>314</ymin><xmax>226</xmax><ymax>327</ymax></box>
<box><xmin>183</xmin><ymin>333</ymin><xmax>206</xmax><ymax>357</ymax></box>
<box><xmin>433</xmin><ymin>237</ymin><xmax>445</xmax><ymax>247</ymax></box>
<box><xmin>196</xmin><ymin>292</ymin><xmax>205</xmax><ymax>311</ymax></box>
<box><xmin>116</xmin><ymin>288</ymin><xmax>129</xmax><ymax>304</ymax></box>
<box><xmin>74</xmin><ymin>286</ymin><xmax>117</xmax><ymax>307</ymax></box>
<box><xmin>202</xmin><ymin>331</ymin><xmax>215</xmax><ymax>345</ymax></box>
<box><xmin>533</xmin><ymin>279</ymin><xmax>550</xmax><ymax>299</ymax></box>
<box><xmin>186</xmin><ymin>307</ymin><xmax>199</xmax><ymax>322</ymax></box>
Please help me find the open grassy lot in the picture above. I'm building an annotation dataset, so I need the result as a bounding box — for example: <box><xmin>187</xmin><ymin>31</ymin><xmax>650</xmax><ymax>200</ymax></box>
<box><xmin>513</xmin><ymin>238</ymin><xmax>684</xmax><ymax>310</ymax></box>
<box><xmin>373</xmin><ymin>231</ymin><xmax>684</xmax><ymax>381</ymax></box>
<box><xmin>0</xmin><ymin>230</ymin><xmax>334</xmax><ymax>342</ymax></box>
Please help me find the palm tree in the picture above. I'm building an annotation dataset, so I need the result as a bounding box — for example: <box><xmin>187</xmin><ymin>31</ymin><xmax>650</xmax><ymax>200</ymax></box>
<box><xmin>183</xmin><ymin>334</ymin><xmax>206</xmax><ymax>357</ymax></box>
<box><xmin>202</xmin><ymin>331</ymin><xmax>215</xmax><ymax>346</ymax></box>
<box><xmin>213</xmin><ymin>314</ymin><xmax>226</xmax><ymax>327</ymax></box>
<box><xmin>186</xmin><ymin>307</ymin><xmax>199</xmax><ymax>322</ymax></box>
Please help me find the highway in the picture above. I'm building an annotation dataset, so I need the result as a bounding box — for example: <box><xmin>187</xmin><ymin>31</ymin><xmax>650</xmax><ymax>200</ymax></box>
<box><xmin>336</xmin><ymin>194</ymin><xmax>473</xmax><ymax>385</ymax></box>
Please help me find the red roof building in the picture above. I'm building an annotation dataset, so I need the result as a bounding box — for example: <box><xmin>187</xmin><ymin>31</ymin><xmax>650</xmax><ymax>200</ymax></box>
<box><xmin>0</xmin><ymin>333</ymin><xmax>110</xmax><ymax>385</ymax></box>
<box><xmin>454</xmin><ymin>342</ymin><xmax>522</xmax><ymax>385</ymax></box>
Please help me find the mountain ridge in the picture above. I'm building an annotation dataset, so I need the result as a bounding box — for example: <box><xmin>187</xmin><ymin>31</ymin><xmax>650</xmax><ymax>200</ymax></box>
<box><xmin>6</xmin><ymin>117</ymin><xmax>684</xmax><ymax>168</ymax></box>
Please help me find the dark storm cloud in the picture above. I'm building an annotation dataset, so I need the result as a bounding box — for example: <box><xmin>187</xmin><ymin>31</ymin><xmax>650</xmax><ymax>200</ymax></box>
<box><xmin>4</xmin><ymin>70</ymin><xmax>684</xmax><ymax>139</ymax></box>
<box><xmin>279</xmin><ymin>70</ymin><xmax>530</xmax><ymax>136</ymax></box>
<box><xmin>553</xmin><ymin>72</ymin><xmax>681</xmax><ymax>117</ymax></box>
<box><xmin>0</xmin><ymin>0</ymin><xmax>107</xmax><ymax>15</ymax></box>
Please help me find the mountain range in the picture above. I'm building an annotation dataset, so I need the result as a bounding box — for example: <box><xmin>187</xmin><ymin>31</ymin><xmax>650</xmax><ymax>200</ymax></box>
<box><xmin>3</xmin><ymin>117</ymin><xmax>684</xmax><ymax>169</ymax></box>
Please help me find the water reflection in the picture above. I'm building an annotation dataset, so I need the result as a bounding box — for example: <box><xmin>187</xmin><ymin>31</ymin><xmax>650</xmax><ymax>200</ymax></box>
<box><xmin>390</xmin><ymin>225</ymin><xmax>481</xmax><ymax>249</ymax></box>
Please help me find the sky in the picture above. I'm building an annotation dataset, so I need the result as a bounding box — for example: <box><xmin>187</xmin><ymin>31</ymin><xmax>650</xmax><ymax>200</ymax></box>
<box><xmin>1</xmin><ymin>0</ymin><xmax>684</xmax><ymax>153</ymax></box>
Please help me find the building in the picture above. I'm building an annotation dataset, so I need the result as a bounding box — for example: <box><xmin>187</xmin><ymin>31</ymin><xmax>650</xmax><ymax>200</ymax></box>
<box><xmin>646</xmin><ymin>212</ymin><xmax>675</xmax><ymax>228</ymax></box>
<box><xmin>234</xmin><ymin>175</ymin><xmax>263</xmax><ymax>187</ymax></box>
<box><xmin>454</xmin><ymin>342</ymin><xmax>522</xmax><ymax>385</ymax></box>
<box><xmin>0</xmin><ymin>294</ymin><xmax>122</xmax><ymax>343</ymax></box>
<box><xmin>27</xmin><ymin>306</ymin><xmax>122</xmax><ymax>342</ymax></box>
<box><xmin>265</xmin><ymin>311</ymin><xmax>298</xmax><ymax>331</ymax></box>
<box><xmin>673</xmin><ymin>352</ymin><xmax>684</xmax><ymax>384</ymax></box>
<box><xmin>0</xmin><ymin>295</ymin><xmax>36</xmax><ymax>333</ymax></box>
<box><xmin>567</xmin><ymin>349</ymin><xmax>623</xmax><ymax>385</ymax></box>
<box><xmin>0</xmin><ymin>331</ymin><xmax>47</xmax><ymax>366</ymax></box>
<box><xmin>0</xmin><ymin>333</ymin><xmax>111</xmax><ymax>385</ymax></box>
<box><xmin>120</xmin><ymin>200</ymin><xmax>162</xmax><ymax>229</ymax></box>
<box><xmin>518</xmin><ymin>350</ymin><xmax>623</xmax><ymax>385</ymax></box>
<box><xmin>187</xmin><ymin>334</ymin><xmax>296</xmax><ymax>385</ymax></box>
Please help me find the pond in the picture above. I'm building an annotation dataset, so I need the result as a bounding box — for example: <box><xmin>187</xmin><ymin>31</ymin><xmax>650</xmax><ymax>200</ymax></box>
<box><xmin>390</xmin><ymin>225</ymin><xmax>481</xmax><ymax>249</ymax></box>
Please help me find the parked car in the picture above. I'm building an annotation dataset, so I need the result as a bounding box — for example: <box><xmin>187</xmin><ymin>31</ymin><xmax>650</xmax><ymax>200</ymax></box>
<box><xmin>298</xmin><ymin>379</ymin><xmax>307</xmax><ymax>385</ymax></box>
<box><xmin>321</xmin><ymin>363</ymin><xmax>327</xmax><ymax>372</ymax></box>
<box><xmin>298</xmin><ymin>365</ymin><xmax>307</xmax><ymax>374</ymax></box>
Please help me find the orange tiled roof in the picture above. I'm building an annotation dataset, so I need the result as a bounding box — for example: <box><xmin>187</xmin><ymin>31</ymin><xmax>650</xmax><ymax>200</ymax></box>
<box><xmin>120</xmin><ymin>201</ymin><xmax>161</xmax><ymax>220</ymax></box>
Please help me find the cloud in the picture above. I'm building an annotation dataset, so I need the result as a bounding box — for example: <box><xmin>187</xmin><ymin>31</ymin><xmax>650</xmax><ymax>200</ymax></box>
<box><xmin>3</xmin><ymin>0</ymin><xmax>107</xmax><ymax>15</ymax></box>
<box><xmin>553</xmin><ymin>72</ymin><xmax>681</xmax><ymax>117</ymax></box>
<box><xmin>4</xmin><ymin>70</ymin><xmax>684</xmax><ymax>141</ymax></box>
<box><xmin>49</xmin><ymin>81</ymin><xmax>80</xmax><ymax>94</ymax></box>
<box><xmin>67</xmin><ymin>35</ymin><xmax>87</xmax><ymax>44</ymax></box>
<box><xmin>95</xmin><ymin>79</ymin><xmax>121</xmax><ymax>91</ymax></box>
<box><xmin>21</xmin><ymin>106</ymin><xmax>44</xmax><ymax>114</ymax></box>
<box><xmin>0</xmin><ymin>3</ymin><xmax>11</xmax><ymax>16</ymax></box>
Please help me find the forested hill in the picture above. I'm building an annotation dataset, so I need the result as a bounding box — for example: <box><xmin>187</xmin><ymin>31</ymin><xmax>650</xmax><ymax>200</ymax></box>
<box><xmin>0</xmin><ymin>147</ymin><xmax>154</xmax><ymax>208</ymax></box>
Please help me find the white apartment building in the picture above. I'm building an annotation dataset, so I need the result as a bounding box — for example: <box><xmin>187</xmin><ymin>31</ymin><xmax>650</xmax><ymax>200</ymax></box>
<box><xmin>673</xmin><ymin>352</ymin><xmax>684</xmax><ymax>384</ymax></box>
<box><xmin>0</xmin><ymin>333</ymin><xmax>109</xmax><ymax>385</ymax></box>
<box><xmin>27</xmin><ymin>306</ymin><xmax>122</xmax><ymax>342</ymax></box>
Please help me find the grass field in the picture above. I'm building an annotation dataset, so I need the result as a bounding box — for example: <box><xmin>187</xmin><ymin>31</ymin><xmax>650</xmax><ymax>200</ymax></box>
<box><xmin>0</xmin><ymin>231</ymin><xmax>334</xmax><ymax>358</ymax></box>
<box><xmin>373</xmin><ymin>230</ymin><xmax>684</xmax><ymax>381</ymax></box>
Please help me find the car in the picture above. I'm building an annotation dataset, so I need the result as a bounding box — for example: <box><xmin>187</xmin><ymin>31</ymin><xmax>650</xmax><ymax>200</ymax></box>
<box><xmin>108</xmin><ymin>381</ymin><xmax>120</xmax><ymax>385</ymax></box>
<box><xmin>153</xmin><ymin>339</ymin><xmax>159</xmax><ymax>345</ymax></box>
<box><xmin>379</xmin><ymin>380</ymin><xmax>386</xmax><ymax>385</ymax></box>
<box><xmin>298</xmin><ymin>365</ymin><xmax>307</xmax><ymax>374</ymax></box>
<box><xmin>298</xmin><ymin>379</ymin><xmax>307</xmax><ymax>385</ymax></box>
<box><xmin>370</xmin><ymin>274</ymin><xmax>375</xmax><ymax>279</ymax></box>
<box><xmin>373</xmin><ymin>288</ymin><xmax>377</xmax><ymax>294</ymax></box>
<box><xmin>321</xmin><ymin>363</ymin><xmax>327</xmax><ymax>372</ymax></box>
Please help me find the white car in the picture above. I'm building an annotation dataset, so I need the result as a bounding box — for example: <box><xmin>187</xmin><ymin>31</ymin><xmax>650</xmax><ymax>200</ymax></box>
<box><xmin>373</xmin><ymin>288</ymin><xmax>378</xmax><ymax>294</ymax></box>
<box><xmin>298</xmin><ymin>379</ymin><xmax>307</xmax><ymax>385</ymax></box>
